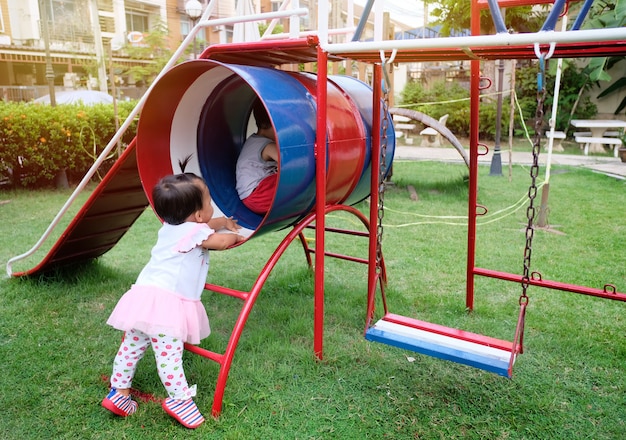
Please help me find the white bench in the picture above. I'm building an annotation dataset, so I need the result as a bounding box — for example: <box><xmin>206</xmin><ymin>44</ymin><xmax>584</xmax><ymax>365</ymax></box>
<box><xmin>395</xmin><ymin>123</ymin><xmax>416</xmax><ymax>131</ymax></box>
<box><xmin>393</xmin><ymin>115</ymin><xmax>411</xmax><ymax>123</ymax></box>
<box><xmin>574</xmin><ymin>131</ymin><xmax>620</xmax><ymax>138</ymax></box>
<box><xmin>393</xmin><ymin>115</ymin><xmax>417</xmax><ymax>143</ymax></box>
<box><xmin>420</xmin><ymin>114</ymin><xmax>449</xmax><ymax>147</ymax></box>
<box><xmin>545</xmin><ymin>131</ymin><xmax>566</xmax><ymax>151</ymax></box>
<box><xmin>394</xmin><ymin>123</ymin><xmax>416</xmax><ymax>144</ymax></box>
<box><xmin>575</xmin><ymin>136</ymin><xmax>624</xmax><ymax>157</ymax></box>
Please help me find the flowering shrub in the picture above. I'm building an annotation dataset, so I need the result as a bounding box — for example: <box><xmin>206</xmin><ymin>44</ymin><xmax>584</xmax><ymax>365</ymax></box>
<box><xmin>0</xmin><ymin>100</ymin><xmax>138</xmax><ymax>188</ymax></box>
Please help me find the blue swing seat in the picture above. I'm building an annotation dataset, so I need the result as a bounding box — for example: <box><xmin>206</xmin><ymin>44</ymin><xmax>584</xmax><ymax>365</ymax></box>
<box><xmin>365</xmin><ymin>313</ymin><xmax>521</xmax><ymax>378</ymax></box>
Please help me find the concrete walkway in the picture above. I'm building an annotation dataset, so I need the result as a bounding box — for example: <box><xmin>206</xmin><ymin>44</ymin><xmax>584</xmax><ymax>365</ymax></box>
<box><xmin>394</xmin><ymin>144</ymin><xmax>626</xmax><ymax>179</ymax></box>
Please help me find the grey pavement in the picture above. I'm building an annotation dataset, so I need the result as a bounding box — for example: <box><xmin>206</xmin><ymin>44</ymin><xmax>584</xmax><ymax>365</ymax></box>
<box><xmin>394</xmin><ymin>144</ymin><xmax>626</xmax><ymax>180</ymax></box>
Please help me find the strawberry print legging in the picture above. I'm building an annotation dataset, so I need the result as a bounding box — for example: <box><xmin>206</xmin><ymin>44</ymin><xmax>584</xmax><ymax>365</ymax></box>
<box><xmin>109</xmin><ymin>328</ymin><xmax>196</xmax><ymax>400</ymax></box>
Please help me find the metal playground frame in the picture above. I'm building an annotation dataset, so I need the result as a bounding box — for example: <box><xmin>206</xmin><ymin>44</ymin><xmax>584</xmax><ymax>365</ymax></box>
<box><xmin>6</xmin><ymin>0</ymin><xmax>626</xmax><ymax>417</ymax></box>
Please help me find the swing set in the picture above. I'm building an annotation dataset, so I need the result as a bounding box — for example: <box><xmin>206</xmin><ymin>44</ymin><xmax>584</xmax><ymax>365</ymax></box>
<box><xmin>6</xmin><ymin>0</ymin><xmax>626</xmax><ymax>417</ymax></box>
<box><xmin>363</xmin><ymin>0</ymin><xmax>626</xmax><ymax>379</ymax></box>
<box><xmin>365</xmin><ymin>55</ymin><xmax>534</xmax><ymax>379</ymax></box>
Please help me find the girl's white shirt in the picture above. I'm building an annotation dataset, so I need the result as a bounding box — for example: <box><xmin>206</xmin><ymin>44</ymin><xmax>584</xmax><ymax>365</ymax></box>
<box><xmin>135</xmin><ymin>222</ymin><xmax>214</xmax><ymax>300</ymax></box>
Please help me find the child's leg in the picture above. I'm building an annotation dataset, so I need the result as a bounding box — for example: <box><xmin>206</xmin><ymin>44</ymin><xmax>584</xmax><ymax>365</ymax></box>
<box><xmin>110</xmin><ymin>328</ymin><xmax>151</xmax><ymax>390</ymax></box>
<box><xmin>102</xmin><ymin>328</ymin><xmax>151</xmax><ymax>417</ymax></box>
<box><xmin>152</xmin><ymin>334</ymin><xmax>205</xmax><ymax>429</ymax></box>
<box><xmin>150</xmin><ymin>334</ymin><xmax>194</xmax><ymax>399</ymax></box>
<box><xmin>242</xmin><ymin>173</ymin><xmax>277</xmax><ymax>214</ymax></box>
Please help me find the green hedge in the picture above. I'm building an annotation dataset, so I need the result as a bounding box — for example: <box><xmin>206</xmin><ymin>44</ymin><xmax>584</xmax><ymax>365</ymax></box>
<box><xmin>399</xmin><ymin>79</ymin><xmax>475</xmax><ymax>138</ymax></box>
<box><xmin>398</xmin><ymin>63</ymin><xmax>597</xmax><ymax>140</ymax></box>
<box><xmin>0</xmin><ymin>100</ymin><xmax>138</xmax><ymax>188</ymax></box>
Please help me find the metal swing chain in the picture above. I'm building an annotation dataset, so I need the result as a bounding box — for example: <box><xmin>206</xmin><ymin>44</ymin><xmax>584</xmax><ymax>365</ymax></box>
<box><xmin>520</xmin><ymin>54</ymin><xmax>547</xmax><ymax>305</ymax></box>
<box><xmin>376</xmin><ymin>61</ymin><xmax>391</xmax><ymax>275</ymax></box>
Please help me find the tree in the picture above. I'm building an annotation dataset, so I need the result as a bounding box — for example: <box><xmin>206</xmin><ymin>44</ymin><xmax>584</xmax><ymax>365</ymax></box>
<box><xmin>426</xmin><ymin>0</ymin><xmax>546</xmax><ymax>35</ymax></box>
<box><xmin>258</xmin><ymin>22</ymin><xmax>284</xmax><ymax>36</ymax></box>
<box><xmin>580</xmin><ymin>0</ymin><xmax>626</xmax><ymax>114</ymax></box>
<box><xmin>516</xmin><ymin>63</ymin><xmax>597</xmax><ymax>133</ymax></box>
<box><xmin>121</xmin><ymin>20</ymin><xmax>175</xmax><ymax>87</ymax></box>
<box><xmin>80</xmin><ymin>20</ymin><xmax>175</xmax><ymax>90</ymax></box>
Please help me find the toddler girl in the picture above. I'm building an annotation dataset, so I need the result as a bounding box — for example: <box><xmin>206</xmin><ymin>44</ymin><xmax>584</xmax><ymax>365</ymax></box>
<box><xmin>101</xmin><ymin>173</ymin><xmax>244</xmax><ymax>428</ymax></box>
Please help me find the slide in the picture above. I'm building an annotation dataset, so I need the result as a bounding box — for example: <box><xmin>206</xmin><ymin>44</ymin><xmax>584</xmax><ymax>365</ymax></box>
<box><xmin>12</xmin><ymin>140</ymin><xmax>149</xmax><ymax>276</ymax></box>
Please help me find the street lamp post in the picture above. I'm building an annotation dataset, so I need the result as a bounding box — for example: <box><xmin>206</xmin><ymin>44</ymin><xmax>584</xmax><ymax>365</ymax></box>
<box><xmin>489</xmin><ymin>58</ymin><xmax>505</xmax><ymax>176</ymax></box>
<box><xmin>38</xmin><ymin>0</ymin><xmax>56</xmax><ymax>106</ymax></box>
<box><xmin>185</xmin><ymin>0</ymin><xmax>203</xmax><ymax>59</ymax></box>
<box><xmin>489</xmin><ymin>7</ymin><xmax>506</xmax><ymax>177</ymax></box>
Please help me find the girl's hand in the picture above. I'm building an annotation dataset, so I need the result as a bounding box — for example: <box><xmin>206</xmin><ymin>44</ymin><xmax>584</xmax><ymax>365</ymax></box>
<box><xmin>223</xmin><ymin>217</ymin><xmax>240</xmax><ymax>233</ymax></box>
<box><xmin>208</xmin><ymin>216</ymin><xmax>241</xmax><ymax>232</ymax></box>
<box><xmin>202</xmin><ymin>232</ymin><xmax>245</xmax><ymax>250</ymax></box>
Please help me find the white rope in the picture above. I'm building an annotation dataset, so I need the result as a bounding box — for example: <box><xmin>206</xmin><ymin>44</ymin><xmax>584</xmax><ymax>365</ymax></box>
<box><xmin>322</xmin><ymin>177</ymin><xmax>545</xmax><ymax>229</ymax></box>
<box><xmin>544</xmin><ymin>16</ymin><xmax>569</xmax><ymax>184</ymax></box>
<box><xmin>382</xmin><ymin>182</ymin><xmax>543</xmax><ymax>228</ymax></box>
<box><xmin>393</xmin><ymin>89</ymin><xmax>514</xmax><ymax>108</ymax></box>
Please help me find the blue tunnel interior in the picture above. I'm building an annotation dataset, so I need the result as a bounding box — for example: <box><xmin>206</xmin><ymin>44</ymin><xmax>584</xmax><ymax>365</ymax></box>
<box><xmin>135</xmin><ymin>60</ymin><xmax>395</xmax><ymax>239</ymax></box>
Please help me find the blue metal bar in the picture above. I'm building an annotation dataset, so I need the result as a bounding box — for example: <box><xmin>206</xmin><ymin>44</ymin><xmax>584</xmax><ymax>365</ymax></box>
<box><xmin>486</xmin><ymin>0</ymin><xmax>508</xmax><ymax>34</ymax></box>
<box><xmin>571</xmin><ymin>0</ymin><xmax>595</xmax><ymax>31</ymax></box>
<box><xmin>351</xmin><ymin>0</ymin><xmax>375</xmax><ymax>41</ymax></box>
<box><xmin>540</xmin><ymin>0</ymin><xmax>567</xmax><ymax>31</ymax></box>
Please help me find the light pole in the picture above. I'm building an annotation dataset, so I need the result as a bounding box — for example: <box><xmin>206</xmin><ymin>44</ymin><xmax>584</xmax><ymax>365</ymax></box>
<box><xmin>489</xmin><ymin>58</ymin><xmax>505</xmax><ymax>176</ymax></box>
<box><xmin>38</xmin><ymin>0</ymin><xmax>56</xmax><ymax>106</ymax></box>
<box><xmin>489</xmin><ymin>7</ymin><xmax>506</xmax><ymax>177</ymax></box>
<box><xmin>185</xmin><ymin>0</ymin><xmax>203</xmax><ymax>59</ymax></box>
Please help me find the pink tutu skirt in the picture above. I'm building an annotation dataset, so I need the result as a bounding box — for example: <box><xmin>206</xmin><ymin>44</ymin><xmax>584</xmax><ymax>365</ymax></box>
<box><xmin>106</xmin><ymin>285</ymin><xmax>210</xmax><ymax>344</ymax></box>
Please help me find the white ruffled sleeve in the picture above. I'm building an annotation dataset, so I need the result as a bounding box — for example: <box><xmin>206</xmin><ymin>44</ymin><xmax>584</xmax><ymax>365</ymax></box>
<box><xmin>174</xmin><ymin>223</ymin><xmax>215</xmax><ymax>253</ymax></box>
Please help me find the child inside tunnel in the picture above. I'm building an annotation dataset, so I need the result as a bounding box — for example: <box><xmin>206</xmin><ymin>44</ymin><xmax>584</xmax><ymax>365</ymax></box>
<box><xmin>235</xmin><ymin>99</ymin><xmax>279</xmax><ymax>215</ymax></box>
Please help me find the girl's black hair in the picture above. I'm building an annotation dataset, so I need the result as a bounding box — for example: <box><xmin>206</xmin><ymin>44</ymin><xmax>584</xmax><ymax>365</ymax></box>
<box><xmin>152</xmin><ymin>174</ymin><xmax>204</xmax><ymax>225</ymax></box>
<box><xmin>178</xmin><ymin>155</ymin><xmax>193</xmax><ymax>173</ymax></box>
<box><xmin>252</xmin><ymin>99</ymin><xmax>272</xmax><ymax>130</ymax></box>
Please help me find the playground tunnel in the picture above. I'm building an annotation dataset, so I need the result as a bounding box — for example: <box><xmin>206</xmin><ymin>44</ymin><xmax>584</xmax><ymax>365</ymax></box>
<box><xmin>135</xmin><ymin>59</ymin><xmax>395</xmax><ymax>239</ymax></box>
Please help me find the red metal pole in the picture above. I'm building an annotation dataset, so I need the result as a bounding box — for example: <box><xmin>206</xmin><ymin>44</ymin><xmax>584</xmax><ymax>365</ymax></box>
<box><xmin>313</xmin><ymin>46</ymin><xmax>328</xmax><ymax>359</ymax></box>
<box><xmin>473</xmin><ymin>267</ymin><xmax>626</xmax><ymax>302</ymax></box>
<box><xmin>367</xmin><ymin>63</ymin><xmax>383</xmax><ymax>323</ymax></box>
<box><xmin>466</xmin><ymin>0</ymin><xmax>482</xmax><ymax>310</ymax></box>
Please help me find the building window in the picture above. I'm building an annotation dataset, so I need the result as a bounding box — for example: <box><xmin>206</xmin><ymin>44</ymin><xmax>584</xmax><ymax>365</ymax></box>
<box><xmin>181</xmin><ymin>17</ymin><xmax>192</xmax><ymax>38</ymax></box>
<box><xmin>225</xmin><ymin>24</ymin><xmax>233</xmax><ymax>42</ymax></box>
<box><xmin>42</xmin><ymin>0</ymin><xmax>92</xmax><ymax>42</ymax></box>
<box><xmin>45</xmin><ymin>0</ymin><xmax>76</xmax><ymax>22</ymax></box>
<box><xmin>126</xmin><ymin>10</ymin><xmax>149</xmax><ymax>33</ymax></box>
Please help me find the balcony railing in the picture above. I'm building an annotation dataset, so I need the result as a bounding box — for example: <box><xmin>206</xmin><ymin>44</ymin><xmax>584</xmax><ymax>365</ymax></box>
<box><xmin>43</xmin><ymin>19</ymin><xmax>95</xmax><ymax>45</ymax></box>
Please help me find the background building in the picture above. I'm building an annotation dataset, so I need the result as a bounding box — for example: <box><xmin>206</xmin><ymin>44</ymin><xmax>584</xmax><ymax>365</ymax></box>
<box><xmin>0</xmin><ymin>0</ymin><xmax>229</xmax><ymax>100</ymax></box>
<box><xmin>1</xmin><ymin>1</ymin><xmax>145</xmax><ymax>93</ymax></box>
<box><xmin>9</xmin><ymin>1</ymin><xmax>610</xmax><ymax>114</ymax></box>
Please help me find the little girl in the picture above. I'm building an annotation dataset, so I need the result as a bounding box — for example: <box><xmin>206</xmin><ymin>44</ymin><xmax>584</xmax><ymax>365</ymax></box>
<box><xmin>102</xmin><ymin>173</ymin><xmax>244</xmax><ymax>429</ymax></box>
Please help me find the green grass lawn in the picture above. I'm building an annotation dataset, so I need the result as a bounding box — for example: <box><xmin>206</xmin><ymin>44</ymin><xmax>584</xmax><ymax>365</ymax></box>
<box><xmin>1</xmin><ymin>160</ymin><xmax>625</xmax><ymax>439</ymax></box>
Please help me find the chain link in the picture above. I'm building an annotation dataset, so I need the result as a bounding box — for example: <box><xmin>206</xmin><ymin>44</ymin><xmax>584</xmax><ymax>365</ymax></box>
<box><xmin>520</xmin><ymin>56</ymin><xmax>547</xmax><ymax>304</ymax></box>
<box><xmin>376</xmin><ymin>62</ymin><xmax>390</xmax><ymax>274</ymax></box>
